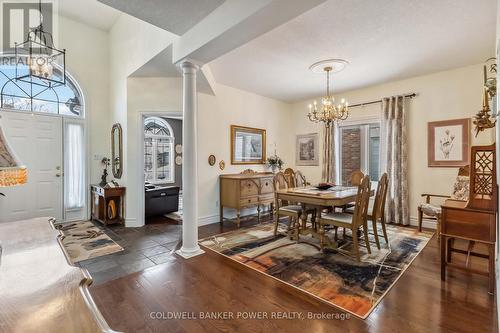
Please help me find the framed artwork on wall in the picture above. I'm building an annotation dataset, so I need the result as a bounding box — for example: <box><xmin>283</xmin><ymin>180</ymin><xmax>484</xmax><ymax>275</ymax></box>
<box><xmin>230</xmin><ymin>125</ymin><xmax>266</xmax><ymax>164</ymax></box>
<box><xmin>428</xmin><ymin>118</ymin><xmax>470</xmax><ymax>167</ymax></box>
<box><xmin>296</xmin><ymin>133</ymin><xmax>319</xmax><ymax>166</ymax></box>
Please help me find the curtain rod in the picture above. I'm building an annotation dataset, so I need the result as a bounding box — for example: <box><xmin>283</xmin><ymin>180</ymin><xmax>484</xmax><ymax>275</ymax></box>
<box><xmin>348</xmin><ymin>93</ymin><xmax>417</xmax><ymax>108</ymax></box>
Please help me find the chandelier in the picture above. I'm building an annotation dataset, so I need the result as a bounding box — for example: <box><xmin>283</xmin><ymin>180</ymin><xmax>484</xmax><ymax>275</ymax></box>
<box><xmin>307</xmin><ymin>60</ymin><xmax>349</xmax><ymax>125</ymax></box>
<box><xmin>15</xmin><ymin>0</ymin><xmax>66</xmax><ymax>88</ymax></box>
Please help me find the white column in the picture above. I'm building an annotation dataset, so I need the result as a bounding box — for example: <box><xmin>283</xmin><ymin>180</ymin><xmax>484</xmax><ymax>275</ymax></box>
<box><xmin>176</xmin><ymin>60</ymin><xmax>205</xmax><ymax>259</ymax></box>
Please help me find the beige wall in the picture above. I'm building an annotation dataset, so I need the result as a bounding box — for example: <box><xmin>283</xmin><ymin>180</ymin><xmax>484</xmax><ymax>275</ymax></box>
<box><xmin>126</xmin><ymin>77</ymin><xmax>293</xmax><ymax>225</ymax></box>
<box><xmin>59</xmin><ymin>16</ymin><xmax>110</xmax><ymax>185</ymax></box>
<box><xmin>290</xmin><ymin>63</ymin><xmax>495</xmax><ymax>226</ymax></box>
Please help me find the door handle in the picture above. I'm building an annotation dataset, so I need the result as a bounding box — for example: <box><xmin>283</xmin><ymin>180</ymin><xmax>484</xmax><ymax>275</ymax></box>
<box><xmin>55</xmin><ymin>173</ymin><xmax>61</xmax><ymax>177</ymax></box>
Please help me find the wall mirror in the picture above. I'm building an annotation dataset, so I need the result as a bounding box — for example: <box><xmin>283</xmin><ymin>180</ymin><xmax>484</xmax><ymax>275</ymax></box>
<box><xmin>231</xmin><ymin>125</ymin><xmax>266</xmax><ymax>164</ymax></box>
<box><xmin>111</xmin><ymin>123</ymin><xmax>123</xmax><ymax>178</ymax></box>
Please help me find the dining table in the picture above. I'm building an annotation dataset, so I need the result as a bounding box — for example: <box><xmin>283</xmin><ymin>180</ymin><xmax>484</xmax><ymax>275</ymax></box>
<box><xmin>275</xmin><ymin>185</ymin><xmax>374</xmax><ymax>250</ymax></box>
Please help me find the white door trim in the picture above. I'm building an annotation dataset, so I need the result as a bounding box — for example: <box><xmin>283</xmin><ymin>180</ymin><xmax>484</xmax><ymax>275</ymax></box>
<box><xmin>137</xmin><ymin>111</ymin><xmax>183</xmax><ymax>227</ymax></box>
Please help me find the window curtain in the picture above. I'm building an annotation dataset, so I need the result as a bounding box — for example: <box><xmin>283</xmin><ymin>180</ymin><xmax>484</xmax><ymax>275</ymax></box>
<box><xmin>321</xmin><ymin>123</ymin><xmax>338</xmax><ymax>183</ymax></box>
<box><xmin>65</xmin><ymin>122</ymin><xmax>85</xmax><ymax>209</ymax></box>
<box><xmin>380</xmin><ymin>96</ymin><xmax>409</xmax><ymax>225</ymax></box>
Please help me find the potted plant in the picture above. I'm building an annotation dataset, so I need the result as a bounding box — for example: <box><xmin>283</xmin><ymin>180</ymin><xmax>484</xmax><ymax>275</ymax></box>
<box><xmin>266</xmin><ymin>155</ymin><xmax>284</xmax><ymax>173</ymax></box>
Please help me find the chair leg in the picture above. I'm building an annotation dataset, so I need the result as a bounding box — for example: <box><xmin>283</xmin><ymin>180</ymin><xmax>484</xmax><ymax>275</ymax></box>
<box><xmin>372</xmin><ymin>218</ymin><xmax>381</xmax><ymax>250</ymax></box>
<box><xmin>273</xmin><ymin>213</ymin><xmax>279</xmax><ymax>236</ymax></box>
<box><xmin>418</xmin><ymin>206</ymin><xmax>423</xmax><ymax>232</ymax></box>
<box><xmin>363</xmin><ymin>223</ymin><xmax>371</xmax><ymax>254</ymax></box>
<box><xmin>294</xmin><ymin>216</ymin><xmax>301</xmax><ymax>242</ymax></box>
<box><xmin>334</xmin><ymin>226</ymin><xmax>338</xmax><ymax>241</ymax></box>
<box><xmin>319</xmin><ymin>224</ymin><xmax>325</xmax><ymax>250</ymax></box>
<box><xmin>257</xmin><ymin>204</ymin><xmax>261</xmax><ymax>223</ymax></box>
<box><xmin>381</xmin><ymin>217</ymin><xmax>388</xmax><ymax>243</ymax></box>
<box><xmin>287</xmin><ymin>216</ymin><xmax>293</xmax><ymax>238</ymax></box>
<box><xmin>352</xmin><ymin>228</ymin><xmax>361</xmax><ymax>261</ymax></box>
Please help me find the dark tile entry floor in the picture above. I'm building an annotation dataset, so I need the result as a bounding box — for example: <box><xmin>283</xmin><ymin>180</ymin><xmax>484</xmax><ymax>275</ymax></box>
<box><xmin>78</xmin><ymin>219</ymin><xmax>181</xmax><ymax>285</ymax></box>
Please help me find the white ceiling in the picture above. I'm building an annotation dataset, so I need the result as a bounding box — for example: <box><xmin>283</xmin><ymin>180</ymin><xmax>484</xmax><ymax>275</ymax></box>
<box><xmin>58</xmin><ymin>0</ymin><xmax>120</xmax><ymax>31</ymax></box>
<box><xmin>208</xmin><ymin>0</ymin><xmax>497</xmax><ymax>102</ymax></box>
<box><xmin>97</xmin><ymin>0</ymin><xmax>225</xmax><ymax>35</ymax></box>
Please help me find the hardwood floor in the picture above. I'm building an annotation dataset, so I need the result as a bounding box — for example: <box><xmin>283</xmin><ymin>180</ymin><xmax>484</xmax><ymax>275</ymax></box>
<box><xmin>90</xmin><ymin>216</ymin><xmax>498</xmax><ymax>333</ymax></box>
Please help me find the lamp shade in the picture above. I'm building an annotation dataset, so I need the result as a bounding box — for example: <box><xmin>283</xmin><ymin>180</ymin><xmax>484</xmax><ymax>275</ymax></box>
<box><xmin>0</xmin><ymin>123</ymin><xmax>27</xmax><ymax>187</ymax></box>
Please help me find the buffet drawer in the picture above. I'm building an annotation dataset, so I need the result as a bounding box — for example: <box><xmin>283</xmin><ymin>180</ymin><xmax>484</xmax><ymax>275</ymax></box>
<box><xmin>260</xmin><ymin>178</ymin><xmax>274</xmax><ymax>194</ymax></box>
<box><xmin>240</xmin><ymin>180</ymin><xmax>259</xmax><ymax>197</ymax></box>
<box><xmin>240</xmin><ymin>196</ymin><xmax>259</xmax><ymax>207</ymax></box>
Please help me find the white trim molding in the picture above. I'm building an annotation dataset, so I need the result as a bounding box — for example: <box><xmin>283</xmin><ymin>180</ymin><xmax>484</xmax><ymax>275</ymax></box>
<box><xmin>409</xmin><ymin>216</ymin><xmax>437</xmax><ymax>230</ymax></box>
<box><xmin>125</xmin><ymin>218</ymin><xmax>141</xmax><ymax>228</ymax></box>
<box><xmin>198</xmin><ymin>214</ymin><xmax>220</xmax><ymax>226</ymax></box>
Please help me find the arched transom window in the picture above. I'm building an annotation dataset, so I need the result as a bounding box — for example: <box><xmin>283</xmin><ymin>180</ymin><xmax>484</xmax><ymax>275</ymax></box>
<box><xmin>0</xmin><ymin>65</ymin><xmax>83</xmax><ymax>116</ymax></box>
<box><xmin>144</xmin><ymin>117</ymin><xmax>174</xmax><ymax>183</ymax></box>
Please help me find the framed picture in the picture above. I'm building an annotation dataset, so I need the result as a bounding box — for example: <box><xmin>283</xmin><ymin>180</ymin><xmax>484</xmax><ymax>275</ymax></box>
<box><xmin>231</xmin><ymin>125</ymin><xmax>266</xmax><ymax>164</ymax></box>
<box><xmin>296</xmin><ymin>133</ymin><xmax>319</xmax><ymax>166</ymax></box>
<box><xmin>428</xmin><ymin>118</ymin><xmax>470</xmax><ymax>167</ymax></box>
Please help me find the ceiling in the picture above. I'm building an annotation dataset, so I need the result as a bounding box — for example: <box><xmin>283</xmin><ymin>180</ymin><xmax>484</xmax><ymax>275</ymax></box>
<box><xmin>130</xmin><ymin>45</ymin><xmax>216</xmax><ymax>95</ymax></box>
<box><xmin>58</xmin><ymin>0</ymin><xmax>120</xmax><ymax>31</ymax></box>
<box><xmin>208</xmin><ymin>0</ymin><xmax>497</xmax><ymax>102</ymax></box>
<box><xmin>97</xmin><ymin>0</ymin><xmax>225</xmax><ymax>35</ymax></box>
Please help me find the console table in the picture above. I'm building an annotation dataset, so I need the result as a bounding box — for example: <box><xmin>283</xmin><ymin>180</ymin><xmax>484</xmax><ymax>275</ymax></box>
<box><xmin>220</xmin><ymin>171</ymin><xmax>275</xmax><ymax>227</ymax></box>
<box><xmin>440</xmin><ymin>144</ymin><xmax>497</xmax><ymax>294</ymax></box>
<box><xmin>91</xmin><ymin>185</ymin><xmax>125</xmax><ymax>225</ymax></box>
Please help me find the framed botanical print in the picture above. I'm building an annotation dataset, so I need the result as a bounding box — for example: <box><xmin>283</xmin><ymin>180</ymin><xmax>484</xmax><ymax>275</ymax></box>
<box><xmin>428</xmin><ymin>118</ymin><xmax>470</xmax><ymax>167</ymax></box>
<box><xmin>296</xmin><ymin>133</ymin><xmax>319</xmax><ymax>166</ymax></box>
<box><xmin>230</xmin><ymin>125</ymin><xmax>266</xmax><ymax>164</ymax></box>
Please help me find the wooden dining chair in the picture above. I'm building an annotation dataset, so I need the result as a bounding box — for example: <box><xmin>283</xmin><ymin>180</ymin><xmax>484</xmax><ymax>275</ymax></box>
<box><xmin>273</xmin><ymin>172</ymin><xmax>300</xmax><ymax>236</ymax></box>
<box><xmin>343</xmin><ymin>170</ymin><xmax>365</xmax><ymax>211</ymax></box>
<box><xmin>283</xmin><ymin>168</ymin><xmax>296</xmax><ymax>187</ymax></box>
<box><xmin>294</xmin><ymin>170</ymin><xmax>309</xmax><ymax>187</ymax></box>
<box><xmin>350</xmin><ymin>170</ymin><xmax>364</xmax><ymax>186</ymax></box>
<box><xmin>347</xmin><ymin>173</ymin><xmax>389</xmax><ymax>249</ymax></box>
<box><xmin>273</xmin><ymin>172</ymin><xmax>314</xmax><ymax>238</ymax></box>
<box><xmin>319</xmin><ymin>175</ymin><xmax>372</xmax><ymax>261</ymax></box>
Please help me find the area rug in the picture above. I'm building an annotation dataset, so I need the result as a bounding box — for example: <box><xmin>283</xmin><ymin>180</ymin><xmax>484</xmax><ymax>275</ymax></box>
<box><xmin>200</xmin><ymin>223</ymin><xmax>432</xmax><ymax>319</ymax></box>
<box><xmin>55</xmin><ymin>221</ymin><xmax>124</xmax><ymax>264</ymax></box>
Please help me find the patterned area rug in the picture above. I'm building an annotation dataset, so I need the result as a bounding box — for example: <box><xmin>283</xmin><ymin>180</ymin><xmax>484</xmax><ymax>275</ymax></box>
<box><xmin>56</xmin><ymin>221</ymin><xmax>123</xmax><ymax>264</ymax></box>
<box><xmin>200</xmin><ymin>223</ymin><xmax>432</xmax><ymax>319</ymax></box>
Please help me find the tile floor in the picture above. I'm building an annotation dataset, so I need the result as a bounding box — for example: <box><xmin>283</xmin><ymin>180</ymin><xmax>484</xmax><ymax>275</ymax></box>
<box><xmin>78</xmin><ymin>219</ymin><xmax>181</xmax><ymax>285</ymax></box>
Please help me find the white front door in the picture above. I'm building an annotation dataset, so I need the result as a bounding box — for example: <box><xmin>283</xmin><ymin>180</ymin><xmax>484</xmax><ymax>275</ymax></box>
<box><xmin>0</xmin><ymin>111</ymin><xmax>63</xmax><ymax>222</ymax></box>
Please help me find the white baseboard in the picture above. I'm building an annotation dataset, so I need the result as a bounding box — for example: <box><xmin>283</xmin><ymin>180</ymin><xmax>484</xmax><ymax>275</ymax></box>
<box><xmin>198</xmin><ymin>207</ymin><xmax>273</xmax><ymax>227</ymax></box>
<box><xmin>409</xmin><ymin>216</ymin><xmax>437</xmax><ymax>230</ymax></box>
<box><xmin>198</xmin><ymin>214</ymin><xmax>220</xmax><ymax>226</ymax></box>
<box><xmin>125</xmin><ymin>218</ymin><xmax>141</xmax><ymax>228</ymax></box>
